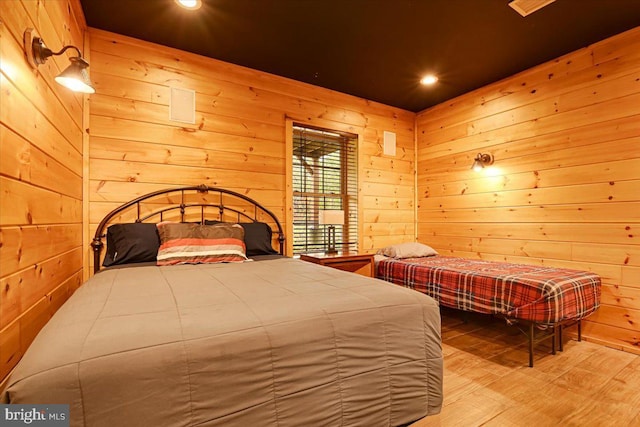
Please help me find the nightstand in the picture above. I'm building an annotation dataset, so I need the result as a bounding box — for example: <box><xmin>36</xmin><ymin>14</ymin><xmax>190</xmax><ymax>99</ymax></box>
<box><xmin>299</xmin><ymin>252</ymin><xmax>375</xmax><ymax>278</ymax></box>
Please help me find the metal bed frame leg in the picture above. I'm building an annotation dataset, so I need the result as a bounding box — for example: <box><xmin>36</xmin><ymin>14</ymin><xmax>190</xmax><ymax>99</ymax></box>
<box><xmin>485</xmin><ymin>316</ymin><xmax>579</xmax><ymax>368</ymax></box>
<box><xmin>527</xmin><ymin>322</ymin><xmax>558</xmax><ymax>367</ymax></box>
<box><xmin>529</xmin><ymin>323</ymin><xmax>534</xmax><ymax>368</ymax></box>
<box><xmin>502</xmin><ymin>318</ymin><xmax>585</xmax><ymax>368</ymax></box>
<box><xmin>557</xmin><ymin>319</ymin><xmax>583</xmax><ymax>352</ymax></box>
<box><xmin>558</xmin><ymin>325</ymin><xmax>564</xmax><ymax>351</ymax></box>
<box><xmin>558</xmin><ymin>324</ymin><xmax>563</xmax><ymax>352</ymax></box>
<box><xmin>578</xmin><ymin>320</ymin><xmax>582</xmax><ymax>341</ymax></box>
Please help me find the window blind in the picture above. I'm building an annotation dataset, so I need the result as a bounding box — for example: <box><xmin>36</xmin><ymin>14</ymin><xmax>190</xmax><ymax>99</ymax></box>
<box><xmin>292</xmin><ymin>125</ymin><xmax>358</xmax><ymax>254</ymax></box>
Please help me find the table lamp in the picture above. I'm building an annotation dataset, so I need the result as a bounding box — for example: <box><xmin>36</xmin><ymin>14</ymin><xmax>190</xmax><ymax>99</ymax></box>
<box><xmin>318</xmin><ymin>210</ymin><xmax>344</xmax><ymax>254</ymax></box>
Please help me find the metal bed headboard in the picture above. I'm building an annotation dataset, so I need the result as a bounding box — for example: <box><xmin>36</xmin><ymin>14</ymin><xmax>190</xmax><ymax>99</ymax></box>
<box><xmin>91</xmin><ymin>185</ymin><xmax>285</xmax><ymax>273</ymax></box>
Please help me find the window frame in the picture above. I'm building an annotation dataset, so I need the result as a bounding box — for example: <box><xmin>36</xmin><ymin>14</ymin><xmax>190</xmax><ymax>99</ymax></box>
<box><xmin>285</xmin><ymin>119</ymin><xmax>363</xmax><ymax>256</ymax></box>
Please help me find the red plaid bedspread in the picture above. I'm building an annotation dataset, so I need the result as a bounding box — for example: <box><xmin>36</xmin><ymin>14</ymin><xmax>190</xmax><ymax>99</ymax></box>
<box><xmin>377</xmin><ymin>256</ymin><xmax>601</xmax><ymax>325</ymax></box>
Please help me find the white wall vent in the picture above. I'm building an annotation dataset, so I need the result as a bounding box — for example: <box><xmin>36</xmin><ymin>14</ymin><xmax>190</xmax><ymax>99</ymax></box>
<box><xmin>170</xmin><ymin>87</ymin><xmax>196</xmax><ymax>124</ymax></box>
<box><xmin>383</xmin><ymin>131</ymin><xmax>396</xmax><ymax>156</ymax></box>
<box><xmin>509</xmin><ymin>0</ymin><xmax>556</xmax><ymax>17</ymax></box>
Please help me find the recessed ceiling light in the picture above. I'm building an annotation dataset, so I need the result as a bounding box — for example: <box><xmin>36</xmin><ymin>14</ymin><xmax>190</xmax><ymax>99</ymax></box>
<box><xmin>420</xmin><ymin>75</ymin><xmax>438</xmax><ymax>86</ymax></box>
<box><xmin>175</xmin><ymin>0</ymin><xmax>202</xmax><ymax>10</ymax></box>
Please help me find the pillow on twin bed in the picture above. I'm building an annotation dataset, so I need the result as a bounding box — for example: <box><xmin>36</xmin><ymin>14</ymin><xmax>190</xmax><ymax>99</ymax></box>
<box><xmin>205</xmin><ymin>220</ymin><xmax>278</xmax><ymax>257</ymax></box>
<box><xmin>102</xmin><ymin>223</ymin><xmax>161</xmax><ymax>267</ymax></box>
<box><xmin>156</xmin><ymin>222</ymin><xmax>248</xmax><ymax>266</ymax></box>
<box><xmin>377</xmin><ymin>242</ymin><xmax>438</xmax><ymax>259</ymax></box>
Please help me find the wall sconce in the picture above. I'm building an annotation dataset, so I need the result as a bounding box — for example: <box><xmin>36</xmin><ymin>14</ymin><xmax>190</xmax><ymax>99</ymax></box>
<box><xmin>24</xmin><ymin>28</ymin><xmax>95</xmax><ymax>94</ymax></box>
<box><xmin>319</xmin><ymin>210</ymin><xmax>344</xmax><ymax>254</ymax></box>
<box><xmin>471</xmin><ymin>153</ymin><xmax>494</xmax><ymax>172</ymax></box>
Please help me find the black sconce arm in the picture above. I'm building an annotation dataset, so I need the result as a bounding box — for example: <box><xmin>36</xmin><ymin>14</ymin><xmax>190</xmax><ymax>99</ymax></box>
<box><xmin>32</xmin><ymin>36</ymin><xmax>84</xmax><ymax>65</ymax></box>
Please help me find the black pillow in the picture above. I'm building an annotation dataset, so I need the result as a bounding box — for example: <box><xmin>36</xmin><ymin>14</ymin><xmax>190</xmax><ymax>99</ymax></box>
<box><xmin>206</xmin><ymin>220</ymin><xmax>277</xmax><ymax>256</ymax></box>
<box><xmin>102</xmin><ymin>223</ymin><xmax>161</xmax><ymax>267</ymax></box>
<box><xmin>240</xmin><ymin>222</ymin><xmax>278</xmax><ymax>256</ymax></box>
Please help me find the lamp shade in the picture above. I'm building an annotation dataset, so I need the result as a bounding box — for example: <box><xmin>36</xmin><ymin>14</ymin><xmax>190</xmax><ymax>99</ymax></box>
<box><xmin>318</xmin><ymin>210</ymin><xmax>344</xmax><ymax>225</ymax></box>
<box><xmin>54</xmin><ymin>57</ymin><xmax>95</xmax><ymax>94</ymax></box>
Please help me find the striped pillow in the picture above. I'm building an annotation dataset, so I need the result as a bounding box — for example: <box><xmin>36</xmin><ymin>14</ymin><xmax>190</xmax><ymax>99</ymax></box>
<box><xmin>156</xmin><ymin>222</ymin><xmax>247</xmax><ymax>266</ymax></box>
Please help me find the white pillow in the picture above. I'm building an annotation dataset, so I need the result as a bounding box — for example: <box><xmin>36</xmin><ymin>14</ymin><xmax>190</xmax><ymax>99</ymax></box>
<box><xmin>376</xmin><ymin>242</ymin><xmax>438</xmax><ymax>259</ymax></box>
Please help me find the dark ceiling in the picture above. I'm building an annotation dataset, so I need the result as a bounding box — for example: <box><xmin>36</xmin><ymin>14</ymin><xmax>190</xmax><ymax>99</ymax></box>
<box><xmin>80</xmin><ymin>0</ymin><xmax>640</xmax><ymax>112</ymax></box>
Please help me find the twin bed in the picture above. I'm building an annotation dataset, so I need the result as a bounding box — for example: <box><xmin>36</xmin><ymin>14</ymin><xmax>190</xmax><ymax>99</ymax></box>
<box><xmin>1</xmin><ymin>186</ymin><xmax>443</xmax><ymax>427</ymax></box>
<box><xmin>375</xmin><ymin>243</ymin><xmax>601</xmax><ymax>366</ymax></box>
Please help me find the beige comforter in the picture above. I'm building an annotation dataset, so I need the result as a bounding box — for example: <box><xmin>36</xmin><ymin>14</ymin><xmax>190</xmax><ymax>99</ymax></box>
<box><xmin>2</xmin><ymin>258</ymin><xmax>442</xmax><ymax>426</ymax></box>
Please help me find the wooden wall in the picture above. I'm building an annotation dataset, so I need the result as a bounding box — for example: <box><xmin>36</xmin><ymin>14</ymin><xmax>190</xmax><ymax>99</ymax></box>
<box><xmin>416</xmin><ymin>27</ymin><xmax>640</xmax><ymax>354</ymax></box>
<box><xmin>0</xmin><ymin>0</ymin><xmax>86</xmax><ymax>381</ymax></box>
<box><xmin>86</xmin><ymin>28</ymin><xmax>416</xmax><ymax>271</ymax></box>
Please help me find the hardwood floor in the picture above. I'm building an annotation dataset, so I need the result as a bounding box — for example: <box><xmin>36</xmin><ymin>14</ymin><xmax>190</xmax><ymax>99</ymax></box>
<box><xmin>413</xmin><ymin>310</ymin><xmax>640</xmax><ymax>427</ymax></box>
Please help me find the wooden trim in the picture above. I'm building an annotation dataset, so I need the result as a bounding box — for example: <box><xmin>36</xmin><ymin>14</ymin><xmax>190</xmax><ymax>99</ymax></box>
<box><xmin>284</xmin><ymin>119</ymin><xmax>294</xmax><ymax>256</ymax></box>
<box><xmin>82</xmin><ymin>28</ymin><xmax>91</xmax><ymax>281</ymax></box>
<box><xmin>356</xmin><ymin>128</ymin><xmax>365</xmax><ymax>254</ymax></box>
<box><xmin>68</xmin><ymin>0</ymin><xmax>88</xmax><ymax>31</ymax></box>
<box><xmin>284</xmin><ymin>115</ymin><xmax>367</xmax><ymax>253</ymax></box>
<box><xmin>413</xmin><ymin>113</ymin><xmax>418</xmax><ymax>242</ymax></box>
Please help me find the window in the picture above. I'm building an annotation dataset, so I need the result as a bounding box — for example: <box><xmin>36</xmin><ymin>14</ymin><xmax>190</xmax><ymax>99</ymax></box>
<box><xmin>292</xmin><ymin>125</ymin><xmax>358</xmax><ymax>254</ymax></box>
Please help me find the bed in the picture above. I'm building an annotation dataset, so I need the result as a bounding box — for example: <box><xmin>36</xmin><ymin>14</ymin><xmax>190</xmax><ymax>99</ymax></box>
<box><xmin>1</xmin><ymin>186</ymin><xmax>443</xmax><ymax>427</ymax></box>
<box><xmin>375</xmin><ymin>243</ymin><xmax>601</xmax><ymax>366</ymax></box>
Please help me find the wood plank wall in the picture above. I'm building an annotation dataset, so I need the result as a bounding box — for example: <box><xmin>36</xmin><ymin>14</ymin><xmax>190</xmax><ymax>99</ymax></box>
<box><xmin>416</xmin><ymin>26</ymin><xmax>640</xmax><ymax>354</ymax></box>
<box><xmin>86</xmin><ymin>28</ymin><xmax>416</xmax><ymax>272</ymax></box>
<box><xmin>0</xmin><ymin>0</ymin><xmax>86</xmax><ymax>381</ymax></box>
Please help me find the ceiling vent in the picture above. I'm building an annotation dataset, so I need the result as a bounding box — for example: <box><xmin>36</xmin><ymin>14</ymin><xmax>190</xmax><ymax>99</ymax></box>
<box><xmin>509</xmin><ymin>0</ymin><xmax>556</xmax><ymax>17</ymax></box>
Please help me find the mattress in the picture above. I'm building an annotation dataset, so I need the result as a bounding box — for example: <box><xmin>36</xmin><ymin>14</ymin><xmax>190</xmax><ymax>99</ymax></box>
<box><xmin>2</xmin><ymin>258</ymin><xmax>443</xmax><ymax>426</ymax></box>
<box><xmin>377</xmin><ymin>255</ymin><xmax>601</xmax><ymax>325</ymax></box>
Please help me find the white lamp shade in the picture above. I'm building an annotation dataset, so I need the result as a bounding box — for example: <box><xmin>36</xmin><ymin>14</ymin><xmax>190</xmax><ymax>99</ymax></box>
<box><xmin>318</xmin><ymin>210</ymin><xmax>344</xmax><ymax>225</ymax></box>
